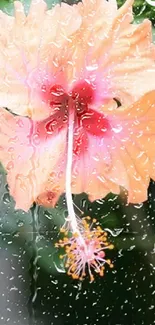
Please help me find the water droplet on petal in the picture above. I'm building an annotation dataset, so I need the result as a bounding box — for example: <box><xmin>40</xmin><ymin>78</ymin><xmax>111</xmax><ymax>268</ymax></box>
<box><xmin>112</xmin><ymin>125</ymin><xmax>123</xmax><ymax>134</ymax></box>
<box><xmin>33</xmin><ymin>134</ymin><xmax>40</xmax><ymax>146</ymax></box>
<box><xmin>86</xmin><ymin>64</ymin><xmax>98</xmax><ymax>72</ymax></box>
<box><xmin>45</xmin><ymin>119</ymin><xmax>57</xmax><ymax>134</ymax></box>
<box><xmin>9</xmin><ymin>136</ymin><xmax>18</xmax><ymax>143</ymax></box>
<box><xmin>8</xmin><ymin>147</ymin><xmax>14</xmax><ymax>153</ymax></box>
<box><xmin>16</xmin><ymin>119</ymin><xmax>24</xmax><ymax>128</ymax></box>
<box><xmin>41</xmin><ymin>85</ymin><xmax>47</xmax><ymax>93</ymax></box>
<box><xmin>6</xmin><ymin>161</ymin><xmax>14</xmax><ymax>171</ymax></box>
<box><xmin>87</xmin><ymin>39</ymin><xmax>94</xmax><ymax>47</ymax></box>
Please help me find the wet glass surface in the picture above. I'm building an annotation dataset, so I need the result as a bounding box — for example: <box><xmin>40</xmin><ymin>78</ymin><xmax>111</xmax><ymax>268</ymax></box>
<box><xmin>0</xmin><ymin>0</ymin><xmax>155</xmax><ymax>324</ymax></box>
<box><xmin>1</xmin><ymin>168</ymin><xmax>155</xmax><ymax>324</ymax></box>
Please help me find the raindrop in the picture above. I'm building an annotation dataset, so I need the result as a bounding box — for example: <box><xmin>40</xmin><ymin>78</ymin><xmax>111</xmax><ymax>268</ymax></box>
<box><xmin>45</xmin><ymin>119</ymin><xmax>57</xmax><ymax>134</ymax></box>
<box><xmin>16</xmin><ymin>119</ymin><xmax>24</xmax><ymax>128</ymax></box>
<box><xmin>8</xmin><ymin>147</ymin><xmax>14</xmax><ymax>153</ymax></box>
<box><xmin>17</xmin><ymin>220</ymin><xmax>24</xmax><ymax>227</ymax></box>
<box><xmin>10</xmin><ymin>286</ymin><xmax>18</xmax><ymax>291</ymax></box>
<box><xmin>6</xmin><ymin>161</ymin><xmax>14</xmax><ymax>171</ymax></box>
<box><xmin>41</xmin><ymin>85</ymin><xmax>46</xmax><ymax>93</ymax></box>
<box><xmin>112</xmin><ymin>125</ymin><xmax>123</xmax><ymax>134</ymax></box>
<box><xmin>104</xmin><ymin>228</ymin><xmax>124</xmax><ymax>237</ymax></box>
<box><xmin>9</xmin><ymin>136</ymin><xmax>18</xmax><ymax>143</ymax></box>
<box><xmin>3</xmin><ymin>193</ymin><xmax>11</xmax><ymax>204</ymax></box>
<box><xmin>53</xmin><ymin>260</ymin><xmax>65</xmax><ymax>273</ymax></box>
<box><xmin>134</xmin><ymin>203</ymin><xmax>143</xmax><ymax>209</ymax></box>
<box><xmin>86</xmin><ymin>64</ymin><xmax>98</xmax><ymax>72</ymax></box>
<box><xmin>87</xmin><ymin>39</ymin><xmax>94</xmax><ymax>47</ymax></box>
<box><xmin>5</xmin><ymin>184</ymin><xmax>9</xmax><ymax>192</ymax></box>
<box><xmin>44</xmin><ymin>210</ymin><xmax>53</xmax><ymax>220</ymax></box>
<box><xmin>7</xmin><ymin>241</ymin><xmax>12</xmax><ymax>245</ymax></box>
<box><xmin>128</xmin><ymin>245</ymin><xmax>136</xmax><ymax>251</ymax></box>
<box><xmin>33</xmin><ymin>134</ymin><xmax>40</xmax><ymax>146</ymax></box>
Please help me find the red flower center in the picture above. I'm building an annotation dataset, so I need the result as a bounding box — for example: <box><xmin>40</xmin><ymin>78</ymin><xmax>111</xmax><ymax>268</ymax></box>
<box><xmin>37</xmin><ymin>81</ymin><xmax>111</xmax><ymax>156</ymax></box>
<box><xmin>45</xmin><ymin>81</ymin><xmax>111</xmax><ymax>136</ymax></box>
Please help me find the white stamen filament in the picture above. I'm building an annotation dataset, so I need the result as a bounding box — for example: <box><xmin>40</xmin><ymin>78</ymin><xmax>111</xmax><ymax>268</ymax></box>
<box><xmin>65</xmin><ymin>103</ymin><xmax>86</xmax><ymax>246</ymax></box>
<box><xmin>65</xmin><ymin>108</ymin><xmax>79</xmax><ymax>232</ymax></box>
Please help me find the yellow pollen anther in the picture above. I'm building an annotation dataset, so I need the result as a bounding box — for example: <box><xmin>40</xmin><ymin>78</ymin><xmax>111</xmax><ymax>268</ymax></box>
<box><xmin>110</xmin><ymin>264</ymin><xmax>114</xmax><ymax>268</ymax></box>
<box><xmin>90</xmin><ymin>275</ymin><xmax>94</xmax><ymax>282</ymax></box>
<box><xmin>86</xmin><ymin>216</ymin><xmax>91</xmax><ymax>220</ymax></box>
<box><xmin>109</xmin><ymin>244</ymin><xmax>114</xmax><ymax>249</ymax></box>
<box><xmin>55</xmin><ymin>216</ymin><xmax>114</xmax><ymax>282</ymax></box>
<box><xmin>60</xmin><ymin>228</ymin><xmax>66</xmax><ymax>233</ymax></box>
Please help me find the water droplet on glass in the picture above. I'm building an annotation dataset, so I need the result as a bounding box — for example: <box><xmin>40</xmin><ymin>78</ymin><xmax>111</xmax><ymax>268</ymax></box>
<box><xmin>134</xmin><ymin>203</ymin><xmax>143</xmax><ymax>209</ymax></box>
<box><xmin>10</xmin><ymin>286</ymin><xmax>18</xmax><ymax>291</ymax></box>
<box><xmin>5</xmin><ymin>184</ymin><xmax>9</xmax><ymax>191</ymax></box>
<box><xmin>128</xmin><ymin>245</ymin><xmax>136</xmax><ymax>251</ymax></box>
<box><xmin>53</xmin><ymin>260</ymin><xmax>65</xmax><ymax>273</ymax></box>
<box><xmin>17</xmin><ymin>220</ymin><xmax>24</xmax><ymax>227</ymax></box>
<box><xmin>3</xmin><ymin>193</ymin><xmax>11</xmax><ymax>204</ymax></box>
<box><xmin>44</xmin><ymin>210</ymin><xmax>53</xmax><ymax>220</ymax></box>
<box><xmin>104</xmin><ymin>228</ymin><xmax>124</xmax><ymax>237</ymax></box>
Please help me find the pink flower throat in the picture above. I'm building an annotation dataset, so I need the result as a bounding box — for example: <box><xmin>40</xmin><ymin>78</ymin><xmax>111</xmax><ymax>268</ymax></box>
<box><xmin>43</xmin><ymin>81</ymin><xmax>111</xmax><ymax>140</ymax></box>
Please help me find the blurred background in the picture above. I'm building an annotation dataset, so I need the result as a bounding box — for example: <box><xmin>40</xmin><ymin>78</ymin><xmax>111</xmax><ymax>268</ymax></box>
<box><xmin>0</xmin><ymin>1</ymin><xmax>155</xmax><ymax>324</ymax></box>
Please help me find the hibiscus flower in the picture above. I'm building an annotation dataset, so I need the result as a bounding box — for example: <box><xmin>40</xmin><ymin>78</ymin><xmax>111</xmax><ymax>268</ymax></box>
<box><xmin>0</xmin><ymin>0</ymin><xmax>155</xmax><ymax>213</ymax></box>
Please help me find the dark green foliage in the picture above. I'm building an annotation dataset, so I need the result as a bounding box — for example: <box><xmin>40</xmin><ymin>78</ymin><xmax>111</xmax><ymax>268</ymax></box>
<box><xmin>118</xmin><ymin>0</ymin><xmax>155</xmax><ymax>24</ymax></box>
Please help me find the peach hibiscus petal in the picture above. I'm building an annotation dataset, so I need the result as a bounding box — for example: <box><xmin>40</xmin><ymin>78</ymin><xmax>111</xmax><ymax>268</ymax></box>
<box><xmin>70</xmin><ymin>91</ymin><xmax>155</xmax><ymax>203</ymax></box>
<box><xmin>0</xmin><ymin>0</ymin><xmax>82</xmax><ymax>120</ymax></box>
<box><xmin>112</xmin><ymin>20</ymin><xmax>155</xmax><ymax>103</ymax></box>
<box><xmin>69</xmin><ymin>0</ymin><xmax>155</xmax><ymax>108</ymax></box>
<box><xmin>0</xmin><ymin>108</ymin><xmax>67</xmax><ymax>211</ymax></box>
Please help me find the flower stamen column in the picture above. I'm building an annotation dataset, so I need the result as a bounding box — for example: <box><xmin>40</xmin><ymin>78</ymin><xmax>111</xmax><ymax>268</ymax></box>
<box><xmin>55</xmin><ymin>100</ymin><xmax>114</xmax><ymax>282</ymax></box>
